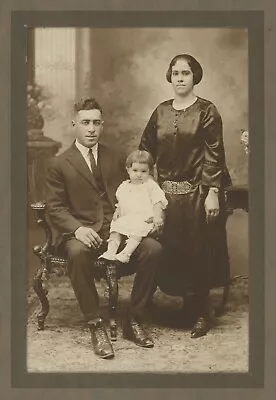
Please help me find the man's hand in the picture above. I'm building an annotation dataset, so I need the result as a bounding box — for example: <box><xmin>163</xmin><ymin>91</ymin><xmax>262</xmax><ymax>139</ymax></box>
<box><xmin>74</xmin><ymin>227</ymin><xmax>103</xmax><ymax>249</ymax></box>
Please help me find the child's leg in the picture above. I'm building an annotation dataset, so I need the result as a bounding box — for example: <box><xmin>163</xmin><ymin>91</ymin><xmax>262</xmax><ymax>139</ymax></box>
<box><xmin>115</xmin><ymin>236</ymin><xmax>142</xmax><ymax>263</ymax></box>
<box><xmin>99</xmin><ymin>232</ymin><xmax>122</xmax><ymax>260</ymax></box>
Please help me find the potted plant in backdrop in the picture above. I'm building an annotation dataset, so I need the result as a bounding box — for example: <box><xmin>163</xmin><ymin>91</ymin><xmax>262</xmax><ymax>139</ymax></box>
<box><xmin>27</xmin><ymin>81</ymin><xmax>56</xmax><ymax>138</ymax></box>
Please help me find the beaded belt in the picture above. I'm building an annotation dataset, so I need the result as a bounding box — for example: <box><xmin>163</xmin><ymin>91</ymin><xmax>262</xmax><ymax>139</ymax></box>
<box><xmin>161</xmin><ymin>180</ymin><xmax>195</xmax><ymax>195</ymax></box>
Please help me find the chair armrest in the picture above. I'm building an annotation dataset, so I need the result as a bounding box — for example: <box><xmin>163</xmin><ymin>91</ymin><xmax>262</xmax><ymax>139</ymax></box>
<box><xmin>224</xmin><ymin>186</ymin><xmax>249</xmax><ymax>213</ymax></box>
<box><xmin>30</xmin><ymin>201</ymin><xmax>54</xmax><ymax>258</ymax></box>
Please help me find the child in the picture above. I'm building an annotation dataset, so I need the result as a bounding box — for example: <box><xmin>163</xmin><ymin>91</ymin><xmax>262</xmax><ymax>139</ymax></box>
<box><xmin>99</xmin><ymin>150</ymin><xmax>168</xmax><ymax>263</ymax></box>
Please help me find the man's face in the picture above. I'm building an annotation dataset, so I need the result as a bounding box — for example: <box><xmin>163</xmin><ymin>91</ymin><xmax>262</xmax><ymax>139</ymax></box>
<box><xmin>72</xmin><ymin>108</ymin><xmax>103</xmax><ymax>148</ymax></box>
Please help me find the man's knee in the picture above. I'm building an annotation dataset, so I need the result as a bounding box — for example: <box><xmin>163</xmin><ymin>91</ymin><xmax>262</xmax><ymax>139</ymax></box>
<box><xmin>138</xmin><ymin>237</ymin><xmax>163</xmax><ymax>259</ymax></box>
<box><xmin>66</xmin><ymin>239</ymin><xmax>94</xmax><ymax>261</ymax></box>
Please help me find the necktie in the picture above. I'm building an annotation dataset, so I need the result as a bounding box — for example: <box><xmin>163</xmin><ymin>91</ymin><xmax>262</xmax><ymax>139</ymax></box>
<box><xmin>88</xmin><ymin>148</ymin><xmax>98</xmax><ymax>174</ymax></box>
<box><xmin>88</xmin><ymin>147</ymin><xmax>102</xmax><ymax>192</ymax></box>
<box><xmin>88</xmin><ymin>147</ymin><xmax>106</xmax><ymax>199</ymax></box>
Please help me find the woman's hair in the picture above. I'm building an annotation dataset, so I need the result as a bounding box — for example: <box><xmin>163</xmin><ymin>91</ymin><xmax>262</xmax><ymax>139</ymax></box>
<box><xmin>74</xmin><ymin>97</ymin><xmax>102</xmax><ymax>114</ymax></box>
<box><xmin>166</xmin><ymin>54</ymin><xmax>203</xmax><ymax>85</ymax></box>
<box><xmin>126</xmin><ymin>150</ymin><xmax>154</xmax><ymax>172</ymax></box>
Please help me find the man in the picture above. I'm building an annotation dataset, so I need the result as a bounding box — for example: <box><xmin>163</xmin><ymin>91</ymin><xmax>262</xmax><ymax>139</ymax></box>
<box><xmin>46</xmin><ymin>98</ymin><xmax>163</xmax><ymax>360</ymax></box>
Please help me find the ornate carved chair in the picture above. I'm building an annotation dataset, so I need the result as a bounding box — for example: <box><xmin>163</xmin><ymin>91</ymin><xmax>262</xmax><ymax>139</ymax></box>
<box><xmin>31</xmin><ymin>201</ymin><xmax>132</xmax><ymax>341</ymax></box>
<box><xmin>30</xmin><ymin>185</ymin><xmax>248</xmax><ymax>339</ymax></box>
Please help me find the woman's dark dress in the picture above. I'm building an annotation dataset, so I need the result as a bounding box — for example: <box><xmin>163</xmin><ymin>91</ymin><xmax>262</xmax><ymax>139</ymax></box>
<box><xmin>139</xmin><ymin>97</ymin><xmax>232</xmax><ymax>297</ymax></box>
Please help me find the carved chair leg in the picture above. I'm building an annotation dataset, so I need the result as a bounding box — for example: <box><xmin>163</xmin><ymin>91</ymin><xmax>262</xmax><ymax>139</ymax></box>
<box><xmin>105</xmin><ymin>263</ymin><xmax>119</xmax><ymax>341</ymax></box>
<box><xmin>33</xmin><ymin>267</ymin><xmax>50</xmax><ymax>330</ymax></box>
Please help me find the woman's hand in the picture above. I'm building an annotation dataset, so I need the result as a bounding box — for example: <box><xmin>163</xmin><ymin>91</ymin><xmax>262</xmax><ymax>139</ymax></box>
<box><xmin>204</xmin><ymin>188</ymin><xmax>220</xmax><ymax>223</ymax></box>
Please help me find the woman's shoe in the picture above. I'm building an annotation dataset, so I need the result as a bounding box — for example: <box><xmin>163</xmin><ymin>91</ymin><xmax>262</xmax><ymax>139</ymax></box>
<box><xmin>190</xmin><ymin>316</ymin><xmax>210</xmax><ymax>338</ymax></box>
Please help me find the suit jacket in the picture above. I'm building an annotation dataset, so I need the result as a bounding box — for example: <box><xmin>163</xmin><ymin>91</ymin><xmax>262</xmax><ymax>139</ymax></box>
<box><xmin>45</xmin><ymin>142</ymin><xmax>127</xmax><ymax>246</ymax></box>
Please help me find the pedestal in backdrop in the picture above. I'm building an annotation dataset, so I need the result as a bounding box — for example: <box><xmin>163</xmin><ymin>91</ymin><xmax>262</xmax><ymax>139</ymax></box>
<box><xmin>27</xmin><ymin>129</ymin><xmax>61</xmax><ymax>229</ymax></box>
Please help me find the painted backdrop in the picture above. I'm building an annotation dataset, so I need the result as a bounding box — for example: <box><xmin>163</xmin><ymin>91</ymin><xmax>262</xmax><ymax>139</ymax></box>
<box><xmin>37</xmin><ymin>27</ymin><xmax>248</xmax><ymax>185</ymax></box>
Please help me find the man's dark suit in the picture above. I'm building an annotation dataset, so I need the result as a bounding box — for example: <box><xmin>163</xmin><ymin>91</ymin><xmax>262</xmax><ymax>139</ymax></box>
<box><xmin>46</xmin><ymin>142</ymin><xmax>162</xmax><ymax>322</ymax></box>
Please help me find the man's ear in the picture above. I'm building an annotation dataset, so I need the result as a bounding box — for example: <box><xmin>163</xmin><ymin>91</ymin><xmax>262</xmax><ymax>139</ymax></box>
<box><xmin>72</xmin><ymin>119</ymin><xmax>76</xmax><ymax>127</ymax></box>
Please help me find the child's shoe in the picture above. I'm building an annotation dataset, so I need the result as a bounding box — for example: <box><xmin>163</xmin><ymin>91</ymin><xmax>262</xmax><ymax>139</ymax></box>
<box><xmin>115</xmin><ymin>251</ymin><xmax>131</xmax><ymax>263</ymax></box>
<box><xmin>99</xmin><ymin>251</ymin><xmax>116</xmax><ymax>261</ymax></box>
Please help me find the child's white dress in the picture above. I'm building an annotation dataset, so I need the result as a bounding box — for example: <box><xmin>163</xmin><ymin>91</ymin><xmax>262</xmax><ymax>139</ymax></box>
<box><xmin>110</xmin><ymin>178</ymin><xmax>168</xmax><ymax>237</ymax></box>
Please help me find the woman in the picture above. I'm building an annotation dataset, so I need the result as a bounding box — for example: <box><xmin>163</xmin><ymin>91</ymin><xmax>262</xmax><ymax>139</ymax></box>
<box><xmin>139</xmin><ymin>54</ymin><xmax>232</xmax><ymax>338</ymax></box>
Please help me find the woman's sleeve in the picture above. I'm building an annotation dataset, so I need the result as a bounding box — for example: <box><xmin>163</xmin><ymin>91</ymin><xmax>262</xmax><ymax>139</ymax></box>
<box><xmin>139</xmin><ymin>108</ymin><xmax>158</xmax><ymax>163</ymax></box>
<box><xmin>201</xmin><ymin>104</ymin><xmax>227</xmax><ymax>188</ymax></box>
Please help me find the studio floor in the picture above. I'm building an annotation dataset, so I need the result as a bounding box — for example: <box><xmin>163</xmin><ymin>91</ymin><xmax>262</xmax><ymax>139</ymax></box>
<box><xmin>27</xmin><ymin>275</ymin><xmax>248</xmax><ymax>373</ymax></box>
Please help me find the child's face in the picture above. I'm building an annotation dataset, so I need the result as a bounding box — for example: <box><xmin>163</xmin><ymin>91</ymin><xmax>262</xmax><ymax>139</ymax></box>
<box><xmin>127</xmin><ymin>162</ymin><xmax>150</xmax><ymax>184</ymax></box>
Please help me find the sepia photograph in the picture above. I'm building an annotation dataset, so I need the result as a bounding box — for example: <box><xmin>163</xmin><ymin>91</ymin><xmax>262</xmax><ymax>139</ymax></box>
<box><xmin>26</xmin><ymin>25</ymin><xmax>250</xmax><ymax>374</ymax></box>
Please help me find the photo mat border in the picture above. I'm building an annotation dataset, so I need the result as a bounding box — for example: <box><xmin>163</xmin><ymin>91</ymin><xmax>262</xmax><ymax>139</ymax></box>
<box><xmin>10</xmin><ymin>9</ymin><xmax>264</xmax><ymax>389</ymax></box>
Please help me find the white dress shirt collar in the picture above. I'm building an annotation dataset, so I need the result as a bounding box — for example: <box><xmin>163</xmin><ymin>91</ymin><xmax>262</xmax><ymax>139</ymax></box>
<box><xmin>75</xmin><ymin>140</ymin><xmax>99</xmax><ymax>169</ymax></box>
<box><xmin>75</xmin><ymin>139</ymin><xmax>99</xmax><ymax>172</ymax></box>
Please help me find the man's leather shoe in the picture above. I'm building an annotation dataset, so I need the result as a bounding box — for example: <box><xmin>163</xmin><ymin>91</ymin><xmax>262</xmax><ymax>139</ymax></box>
<box><xmin>190</xmin><ymin>316</ymin><xmax>210</xmax><ymax>338</ymax></box>
<box><xmin>123</xmin><ymin>317</ymin><xmax>154</xmax><ymax>348</ymax></box>
<box><xmin>89</xmin><ymin>318</ymin><xmax>115</xmax><ymax>359</ymax></box>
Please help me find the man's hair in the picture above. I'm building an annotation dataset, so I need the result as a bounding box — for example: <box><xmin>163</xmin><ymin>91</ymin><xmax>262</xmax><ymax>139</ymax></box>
<box><xmin>166</xmin><ymin>53</ymin><xmax>203</xmax><ymax>85</ymax></box>
<box><xmin>126</xmin><ymin>150</ymin><xmax>154</xmax><ymax>172</ymax></box>
<box><xmin>74</xmin><ymin>98</ymin><xmax>102</xmax><ymax>114</ymax></box>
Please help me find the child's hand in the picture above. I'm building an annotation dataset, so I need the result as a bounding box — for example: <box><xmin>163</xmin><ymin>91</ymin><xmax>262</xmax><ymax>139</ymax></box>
<box><xmin>150</xmin><ymin>216</ymin><xmax>165</xmax><ymax>239</ymax></box>
<box><xmin>153</xmin><ymin>217</ymin><xmax>164</xmax><ymax>229</ymax></box>
<box><xmin>112</xmin><ymin>206</ymin><xmax>120</xmax><ymax>221</ymax></box>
